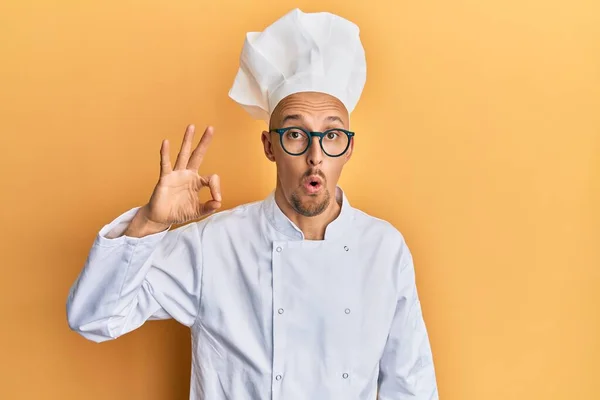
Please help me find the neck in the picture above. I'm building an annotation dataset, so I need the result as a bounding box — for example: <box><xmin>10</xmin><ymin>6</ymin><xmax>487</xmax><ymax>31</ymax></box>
<box><xmin>274</xmin><ymin>185</ymin><xmax>342</xmax><ymax>240</ymax></box>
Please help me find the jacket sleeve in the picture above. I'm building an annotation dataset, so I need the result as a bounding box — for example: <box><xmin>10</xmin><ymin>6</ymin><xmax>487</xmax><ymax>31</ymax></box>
<box><xmin>378</xmin><ymin>242</ymin><xmax>439</xmax><ymax>399</ymax></box>
<box><xmin>66</xmin><ymin>206</ymin><xmax>206</xmax><ymax>343</ymax></box>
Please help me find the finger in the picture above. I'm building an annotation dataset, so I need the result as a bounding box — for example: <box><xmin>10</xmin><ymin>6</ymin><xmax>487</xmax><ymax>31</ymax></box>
<box><xmin>206</xmin><ymin>174</ymin><xmax>222</xmax><ymax>202</ymax></box>
<box><xmin>197</xmin><ymin>199</ymin><xmax>221</xmax><ymax>217</ymax></box>
<box><xmin>160</xmin><ymin>139</ymin><xmax>172</xmax><ymax>176</ymax></box>
<box><xmin>187</xmin><ymin>126</ymin><xmax>215</xmax><ymax>171</ymax></box>
<box><xmin>195</xmin><ymin>174</ymin><xmax>221</xmax><ymax>217</ymax></box>
<box><xmin>174</xmin><ymin>124</ymin><xmax>195</xmax><ymax>170</ymax></box>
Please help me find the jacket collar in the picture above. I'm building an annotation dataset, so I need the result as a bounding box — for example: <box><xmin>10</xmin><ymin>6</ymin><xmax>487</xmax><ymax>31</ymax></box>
<box><xmin>263</xmin><ymin>186</ymin><xmax>354</xmax><ymax>241</ymax></box>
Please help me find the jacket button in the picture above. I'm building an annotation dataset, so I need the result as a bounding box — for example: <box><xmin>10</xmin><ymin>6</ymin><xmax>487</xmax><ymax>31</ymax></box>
<box><xmin>345</xmin><ymin>308</ymin><xmax>351</xmax><ymax>314</ymax></box>
<box><xmin>344</xmin><ymin>246</ymin><xmax>349</xmax><ymax>251</ymax></box>
<box><xmin>278</xmin><ymin>308</ymin><xmax>284</xmax><ymax>314</ymax></box>
<box><xmin>342</xmin><ymin>373</ymin><xmax>349</xmax><ymax>379</ymax></box>
<box><xmin>276</xmin><ymin>247</ymin><xmax>282</xmax><ymax>252</ymax></box>
<box><xmin>276</xmin><ymin>374</ymin><xmax>282</xmax><ymax>381</ymax></box>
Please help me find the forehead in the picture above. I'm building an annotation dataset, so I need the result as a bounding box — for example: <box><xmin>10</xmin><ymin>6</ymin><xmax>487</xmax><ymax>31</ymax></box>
<box><xmin>271</xmin><ymin>92</ymin><xmax>349</xmax><ymax>126</ymax></box>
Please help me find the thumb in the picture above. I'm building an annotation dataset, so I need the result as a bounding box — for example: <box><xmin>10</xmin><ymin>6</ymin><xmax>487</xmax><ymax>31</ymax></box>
<box><xmin>198</xmin><ymin>199</ymin><xmax>222</xmax><ymax>216</ymax></box>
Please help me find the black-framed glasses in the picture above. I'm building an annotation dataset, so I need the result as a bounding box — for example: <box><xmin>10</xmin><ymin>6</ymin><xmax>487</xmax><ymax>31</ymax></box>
<box><xmin>270</xmin><ymin>127</ymin><xmax>355</xmax><ymax>157</ymax></box>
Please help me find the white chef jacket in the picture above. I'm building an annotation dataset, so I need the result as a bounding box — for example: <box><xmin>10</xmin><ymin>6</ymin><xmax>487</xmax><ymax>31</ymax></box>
<box><xmin>66</xmin><ymin>186</ymin><xmax>438</xmax><ymax>399</ymax></box>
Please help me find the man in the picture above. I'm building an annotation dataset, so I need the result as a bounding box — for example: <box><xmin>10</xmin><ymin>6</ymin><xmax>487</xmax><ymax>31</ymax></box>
<box><xmin>66</xmin><ymin>8</ymin><xmax>438</xmax><ymax>399</ymax></box>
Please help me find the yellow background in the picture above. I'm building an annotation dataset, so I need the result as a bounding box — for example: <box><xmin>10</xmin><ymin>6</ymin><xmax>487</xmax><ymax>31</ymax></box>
<box><xmin>1</xmin><ymin>0</ymin><xmax>598</xmax><ymax>399</ymax></box>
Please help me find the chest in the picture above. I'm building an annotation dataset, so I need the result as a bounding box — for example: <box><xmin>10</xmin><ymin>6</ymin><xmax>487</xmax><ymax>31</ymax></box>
<box><xmin>197</xmin><ymin>235</ymin><xmax>398</xmax><ymax>355</ymax></box>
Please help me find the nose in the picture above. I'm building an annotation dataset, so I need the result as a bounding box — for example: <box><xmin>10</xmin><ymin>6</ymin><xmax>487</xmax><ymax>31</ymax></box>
<box><xmin>306</xmin><ymin>135</ymin><xmax>323</xmax><ymax>167</ymax></box>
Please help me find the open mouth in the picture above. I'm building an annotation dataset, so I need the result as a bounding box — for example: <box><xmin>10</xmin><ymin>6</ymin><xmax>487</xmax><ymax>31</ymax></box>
<box><xmin>303</xmin><ymin>176</ymin><xmax>323</xmax><ymax>194</ymax></box>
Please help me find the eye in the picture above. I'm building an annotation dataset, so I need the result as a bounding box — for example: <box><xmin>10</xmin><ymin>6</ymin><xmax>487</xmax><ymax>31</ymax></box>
<box><xmin>326</xmin><ymin>131</ymin><xmax>340</xmax><ymax>140</ymax></box>
<box><xmin>286</xmin><ymin>129</ymin><xmax>306</xmax><ymax>140</ymax></box>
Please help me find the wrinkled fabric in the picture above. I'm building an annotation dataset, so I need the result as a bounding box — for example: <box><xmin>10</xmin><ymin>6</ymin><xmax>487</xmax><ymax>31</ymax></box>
<box><xmin>67</xmin><ymin>187</ymin><xmax>438</xmax><ymax>399</ymax></box>
<box><xmin>228</xmin><ymin>8</ymin><xmax>367</xmax><ymax>122</ymax></box>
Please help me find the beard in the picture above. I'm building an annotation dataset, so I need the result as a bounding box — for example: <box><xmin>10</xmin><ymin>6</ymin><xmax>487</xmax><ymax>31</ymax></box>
<box><xmin>290</xmin><ymin>185</ymin><xmax>331</xmax><ymax>217</ymax></box>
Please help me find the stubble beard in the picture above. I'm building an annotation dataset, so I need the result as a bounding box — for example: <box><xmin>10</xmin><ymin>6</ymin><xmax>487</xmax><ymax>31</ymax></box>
<box><xmin>290</xmin><ymin>187</ymin><xmax>331</xmax><ymax>217</ymax></box>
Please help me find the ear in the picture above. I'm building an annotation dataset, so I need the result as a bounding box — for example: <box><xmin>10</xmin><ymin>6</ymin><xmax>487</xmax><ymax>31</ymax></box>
<box><xmin>261</xmin><ymin>131</ymin><xmax>276</xmax><ymax>162</ymax></box>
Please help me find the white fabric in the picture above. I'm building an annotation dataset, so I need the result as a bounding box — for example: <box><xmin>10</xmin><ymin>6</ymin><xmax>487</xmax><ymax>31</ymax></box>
<box><xmin>228</xmin><ymin>8</ymin><xmax>367</xmax><ymax>122</ymax></box>
<box><xmin>66</xmin><ymin>187</ymin><xmax>438</xmax><ymax>399</ymax></box>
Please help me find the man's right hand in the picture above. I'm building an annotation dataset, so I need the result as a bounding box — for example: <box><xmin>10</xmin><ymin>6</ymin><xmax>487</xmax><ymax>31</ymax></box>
<box><xmin>124</xmin><ymin>124</ymin><xmax>222</xmax><ymax>237</ymax></box>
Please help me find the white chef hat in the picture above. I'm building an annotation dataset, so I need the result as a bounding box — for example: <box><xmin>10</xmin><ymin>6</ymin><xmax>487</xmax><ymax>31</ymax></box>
<box><xmin>228</xmin><ymin>8</ymin><xmax>367</xmax><ymax>123</ymax></box>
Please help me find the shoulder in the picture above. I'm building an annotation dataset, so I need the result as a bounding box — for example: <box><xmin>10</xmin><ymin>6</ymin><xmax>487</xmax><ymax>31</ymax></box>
<box><xmin>352</xmin><ymin>206</ymin><xmax>407</xmax><ymax>244</ymax></box>
<box><xmin>351</xmin><ymin>206</ymin><xmax>414</xmax><ymax>267</ymax></box>
<box><xmin>191</xmin><ymin>197</ymin><xmax>265</xmax><ymax>234</ymax></box>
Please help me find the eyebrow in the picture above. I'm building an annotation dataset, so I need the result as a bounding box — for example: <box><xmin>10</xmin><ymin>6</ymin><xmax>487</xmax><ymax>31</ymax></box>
<box><xmin>281</xmin><ymin>114</ymin><xmax>303</xmax><ymax>125</ymax></box>
<box><xmin>281</xmin><ymin>114</ymin><xmax>345</xmax><ymax>126</ymax></box>
<box><xmin>325</xmin><ymin>116</ymin><xmax>345</xmax><ymax>125</ymax></box>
